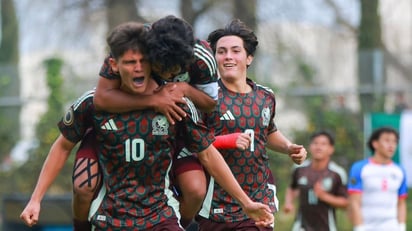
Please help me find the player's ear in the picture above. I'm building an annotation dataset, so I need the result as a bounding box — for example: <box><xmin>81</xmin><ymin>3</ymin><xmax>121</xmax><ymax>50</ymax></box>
<box><xmin>109</xmin><ymin>57</ymin><xmax>119</xmax><ymax>73</ymax></box>
<box><xmin>246</xmin><ymin>55</ymin><xmax>254</xmax><ymax>67</ymax></box>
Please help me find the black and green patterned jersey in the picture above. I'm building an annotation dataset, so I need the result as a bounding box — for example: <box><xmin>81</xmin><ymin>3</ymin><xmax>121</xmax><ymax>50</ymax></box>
<box><xmin>198</xmin><ymin>78</ymin><xmax>278</xmax><ymax>223</ymax></box>
<box><xmin>58</xmin><ymin>89</ymin><xmax>215</xmax><ymax>230</ymax></box>
<box><xmin>290</xmin><ymin>160</ymin><xmax>348</xmax><ymax>231</ymax></box>
<box><xmin>99</xmin><ymin>39</ymin><xmax>218</xmax><ymax>100</ymax></box>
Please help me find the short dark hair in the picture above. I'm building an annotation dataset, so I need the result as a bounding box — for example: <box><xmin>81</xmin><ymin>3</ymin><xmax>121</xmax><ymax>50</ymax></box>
<box><xmin>207</xmin><ymin>19</ymin><xmax>258</xmax><ymax>57</ymax></box>
<box><xmin>367</xmin><ymin>127</ymin><xmax>399</xmax><ymax>152</ymax></box>
<box><xmin>146</xmin><ymin>15</ymin><xmax>195</xmax><ymax>73</ymax></box>
<box><xmin>106</xmin><ymin>21</ymin><xmax>149</xmax><ymax>60</ymax></box>
<box><xmin>310</xmin><ymin>131</ymin><xmax>335</xmax><ymax>146</ymax></box>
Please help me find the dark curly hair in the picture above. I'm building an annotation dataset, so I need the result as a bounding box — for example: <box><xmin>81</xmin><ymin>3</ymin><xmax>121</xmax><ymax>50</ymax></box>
<box><xmin>146</xmin><ymin>15</ymin><xmax>195</xmax><ymax>73</ymax></box>
<box><xmin>106</xmin><ymin>21</ymin><xmax>149</xmax><ymax>60</ymax></box>
<box><xmin>207</xmin><ymin>19</ymin><xmax>258</xmax><ymax>57</ymax></box>
<box><xmin>367</xmin><ymin>127</ymin><xmax>399</xmax><ymax>152</ymax></box>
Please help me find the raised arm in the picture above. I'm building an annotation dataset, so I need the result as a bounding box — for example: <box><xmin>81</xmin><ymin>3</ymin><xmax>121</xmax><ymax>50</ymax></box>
<box><xmin>20</xmin><ymin>135</ymin><xmax>76</xmax><ymax>227</ymax></box>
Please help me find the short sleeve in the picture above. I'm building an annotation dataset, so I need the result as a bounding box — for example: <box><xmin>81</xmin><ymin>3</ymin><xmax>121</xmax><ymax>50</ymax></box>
<box><xmin>58</xmin><ymin>90</ymin><xmax>95</xmax><ymax>143</ymax></box>
<box><xmin>99</xmin><ymin>54</ymin><xmax>121</xmax><ymax>80</ymax></box>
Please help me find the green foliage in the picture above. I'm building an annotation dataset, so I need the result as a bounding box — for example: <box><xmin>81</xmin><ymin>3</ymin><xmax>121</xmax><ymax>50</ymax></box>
<box><xmin>358</xmin><ymin>0</ymin><xmax>384</xmax><ymax>113</ymax></box>
<box><xmin>296</xmin><ymin>60</ymin><xmax>316</xmax><ymax>84</ymax></box>
<box><xmin>358</xmin><ymin>0</ymin><xmax>382</xmax><ymax>49</ymax></box>
<box><xmin>268</xmin><ymin>101</ymin><xmax>364</xmax><ymax>230</ymax></box>
<box><xmin>264</xmin><ymin>56</ymin><xmax>365</xmax><ymax>230</ymax></box>
<box><xmin>0</xmin><ymin>0</ymin><xmax>20</xmax><ymax>163</ymax></box>
<box><xmin>292</xmin><ymin>95</ymin><xmax>364</xmax><ymax>169</ymax></box>
<box><xmin>0</xmin><ymin>0</ymin><xmax>19</xmax><ymax>63</ymax></box>
<box><xmin>10</xmin><ymin>57</ymin><xmax>74</xmax><ymax>194</ymax></box>
<box><xmin>0</xmin><ymin>113</ymin><xmax>18</xmax><ymax>159</ymax></box>
<box><xmin>0</xmin><ymin>69</ymin><xmax>20</xmax><ymax>161</ymax></box>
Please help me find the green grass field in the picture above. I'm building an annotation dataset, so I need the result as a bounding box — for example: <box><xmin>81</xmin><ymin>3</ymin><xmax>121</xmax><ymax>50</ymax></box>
<box><xmin>273</xmin><ymin>189</ymin><xmax>412</xmax><ymax>230</ymax></box>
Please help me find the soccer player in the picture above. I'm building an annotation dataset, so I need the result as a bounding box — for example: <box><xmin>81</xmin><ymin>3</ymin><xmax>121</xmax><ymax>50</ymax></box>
<box><xmin>348</xmin><ymin>127</ymin><xmax>407</xmax><ymax>231</ymax></box>
<box><xmin>72</xmin><ymin>15</ymin><xmax>219</xmax><ymax>229</ymax></box>
<box><xmin>95</xmin><ymin>15</ymin><xmax>218</xmax><ymax>120</ymax></box>
<box><xmin>283</xmin><ymin>131</ymin><xmax>348</xmax><ymax>231</ymax></box>
<box><xmin>21</xmin><ymin>21</ymin><xmax>273</xmax><ymax>230</ymax></box>
<box><xmin>195</xmin><ymin>19</ymin><xmax>307</xmax><ymax>230</ymax></box>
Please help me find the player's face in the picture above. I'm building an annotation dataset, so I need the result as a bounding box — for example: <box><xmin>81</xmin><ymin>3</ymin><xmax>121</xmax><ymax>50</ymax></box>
<box><xmin>110</xmin><ymin>49</ymin><xmax>152</xmax><ymax>95</ymax></box>
<box><xmin>373</xmin><ymin>132</ymin><xmax>398</xmax><ymax>160</ymax></box>
<box><xmin>215</xmin><ymin>35</ymin><xmax>253</xmax><ymax>81</ymax></box>
<box><xmin>151</xmin><ymin>62</ymin><xmax>182</xmax><ymax>81</ymax></box>
<box><xmin>309</xmin><ymin>135</ymin><xmax>334</xmax><ymax>161</ymax></box>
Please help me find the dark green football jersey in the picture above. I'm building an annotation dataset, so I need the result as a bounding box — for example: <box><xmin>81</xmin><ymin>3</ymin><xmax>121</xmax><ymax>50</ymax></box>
<box><xmin>59</xmin><ymin>90</ymin><xmax>214</xmax><ymax>230</ymax></box>
<box><xmin>199</xmin><ymin>78</ymin><xmax>278</xmax><ymax>223</ymax></box>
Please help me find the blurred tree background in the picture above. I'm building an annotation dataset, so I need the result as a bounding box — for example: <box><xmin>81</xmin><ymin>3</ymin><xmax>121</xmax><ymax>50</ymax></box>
<box><xmin>0</xmin><ymin>0</ymin><xmax>411</xmax><ymax>230</ymax></box>
<box><xmin>0</xmin><ymin>0</ymin><xmax>19</xmax><ymax>169</ymax></box>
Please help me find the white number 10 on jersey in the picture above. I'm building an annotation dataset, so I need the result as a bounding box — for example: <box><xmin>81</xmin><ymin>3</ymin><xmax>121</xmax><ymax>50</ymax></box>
<box><xmin>125</xmin><ymin>138</ymin><xmax>145</xmax><ymax>162</ymax></box>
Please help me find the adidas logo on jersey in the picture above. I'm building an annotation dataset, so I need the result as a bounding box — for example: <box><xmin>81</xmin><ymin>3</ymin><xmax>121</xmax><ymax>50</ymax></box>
<box><xmin>220</xmin><ymin>110</ymin><xmax>235</xmax><ymax>120</ymax></box>
<box><xmin>101</xmin><ymin>119</ymin><xmax>118</xmax><ymax>131</ymax></box>
<box><xmin>177</xmin><ymin>148</ymin><xmax>193</xmax><ymax>159</ymax></box>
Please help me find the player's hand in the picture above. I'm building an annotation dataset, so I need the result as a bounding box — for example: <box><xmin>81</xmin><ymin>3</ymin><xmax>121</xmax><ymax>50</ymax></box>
<box><xmin>287</xmin><ymin>144</ymin><xmax>307</xmax><ymax>165</ymax></box>
<box><xmin>283</xmin><ymin>202</ymin><xmax>294</xmax><ymax>214</ymax></box>
<box><xmin>236</xmin><ymin>133</ymin><xmax>252</xmax><ymax>150</ymax></box>
<box><xmin>242</xmin><ymin>201</ymin><xmax>274</xmax><ymax>228</ymax></box>
<box><xmin>153</xmin><ymin>83</ymin><xmax>187</xmax><ymax>124</ymax></box>
<box><xmin>313</xmin><ymin>181</ymin><xmax>326</xmax><ymax>199</ymax></box>
<box><xmin>20</xmin><ymin>200</ymin><xmax>41</xmax><ymax>227</ymax></box>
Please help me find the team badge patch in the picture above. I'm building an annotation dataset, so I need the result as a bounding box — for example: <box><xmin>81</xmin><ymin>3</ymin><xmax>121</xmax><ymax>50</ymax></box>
<box><xmin>350</xmin><ymin>177</ymin><xmax>357</xmax><ymax>186</ymax></box>
<box><xmin>63</xmin><ymin>108</ymin><xmax>74</xmax><ymax>126</ymax></box>
<box><xmin>322</xmin><ymin>177</ymin><xmax>333</xmax><ymax>191</ymax></box>
<box><xmin>173</xmin><ymin>72</ymin><xmax>190</xmax><ymax>82</ymax></box>
<box><xmin>298</xmin><ymin>176</ymin><xmax>308</xmax><ymax>186</ymax></box>
<box><xmin>261</xmin><ymin>107</ymin><xmax>270</xmax><ymax>126</ymax></box>
<box><xmin>152</xmin><ymin>115</ymin><xmax>169</xmax><ymax>135</ymax></box>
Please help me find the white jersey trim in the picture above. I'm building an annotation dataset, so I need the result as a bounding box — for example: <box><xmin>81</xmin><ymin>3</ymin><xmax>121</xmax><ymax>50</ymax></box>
<box><xmin>194</xmin><ymin>43</ymin><xmax>217</xmax><ymax>78</ymax></box>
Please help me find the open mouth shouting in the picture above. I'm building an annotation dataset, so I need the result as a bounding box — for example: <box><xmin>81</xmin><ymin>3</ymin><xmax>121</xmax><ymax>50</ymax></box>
<box><xmin>132</xmin><ymin>76</ymin><xmax>145</xmax><ymax>87</ymax></box>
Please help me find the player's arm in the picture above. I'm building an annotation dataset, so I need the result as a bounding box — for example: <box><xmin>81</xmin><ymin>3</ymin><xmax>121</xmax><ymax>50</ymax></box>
<box><xmin>20</xmin><ymin>135</ymin><xmax>76</xmax><ymax>227</ymax></box>
<box><xmin>213</xmin><ymin>132</ymin><xmax>251</xmax><ymax>150</ymax></box>
<box><xmin>348</xmin><ymin>193</ymin><xmax>363</xmax><ymax>228</ymax></box>
<box><xmin>174</xmin><ymin>81</ymin><xmax>216</xmax><ymax>112</ymax></box>
<box><xmin>283</xmin><ymin>187</ymin><xmax>299</xmax><ymax>214</ymax></box>
<box><xmin>313</xmin><ymin>181</ymin><xmax>348</xmax><ymax>208</ymax></box>
<box><xmin>95</xmin><ymin>76</ymin><xmax>187</xmax><ymax>120</ymax></box>
<box><xmin>197</xmin><ymin>145</ymin><xmax>274</xmax><ymax>227</ymax></box>
<box><xmin>186</xmin><ymin>40</ymin><xmax>219</xmax><ymax>112</ymax></box>
<box><xmin>94</xmin><ymin>76</ymin><xmax>155</xmax><ymax>112</ymax></box>
<box><xmin>93</xmin><ymin>54</ymin><xmax>187</xmax><ymax>124</ymax></box>
<box><xmin>397</xmin><ymin>197</ymin><xmax>407</xmax><ymax>227</ymax></box>
<box><xmin>266</xmin><ymin>130</ymin><xmax>307</xmax><ymax>164</ymax></box>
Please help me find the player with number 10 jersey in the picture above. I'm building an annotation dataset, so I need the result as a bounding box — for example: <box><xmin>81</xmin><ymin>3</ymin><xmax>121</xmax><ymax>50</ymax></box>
<box><xmin>58</xmin><ymin>89</ymin><xmax>214</xmax><ymax>230</ymax></box>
